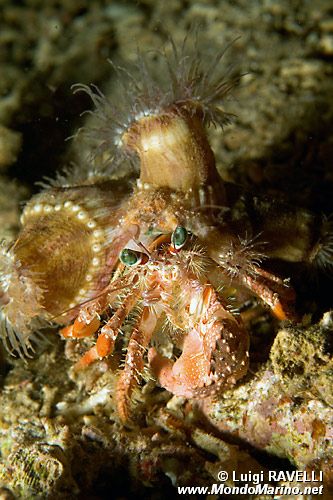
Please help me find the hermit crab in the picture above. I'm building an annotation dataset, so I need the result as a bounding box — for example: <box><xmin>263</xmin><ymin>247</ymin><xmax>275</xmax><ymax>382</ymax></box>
<box><xmin>0</xmin><ymin>38</ymin><xmax>332</xmax><ymax>421</ymax></box>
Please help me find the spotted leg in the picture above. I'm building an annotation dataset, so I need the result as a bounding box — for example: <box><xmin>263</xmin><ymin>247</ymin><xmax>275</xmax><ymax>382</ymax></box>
<box><xmin>116</xmin><ymin>306</ymin><xmax>160</xmax><ymax>422</ymax></box>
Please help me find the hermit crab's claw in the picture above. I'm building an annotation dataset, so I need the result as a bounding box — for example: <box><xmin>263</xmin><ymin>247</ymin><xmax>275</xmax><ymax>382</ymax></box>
<box><xmin>148</xmin><ymin>328</ymin><xmax>214</xmax><ymax>399</ymax></box>
<box><xmin>148</xmin><ymin>284</ymin><xmax>249</xmax><ymax>398</ymax></box>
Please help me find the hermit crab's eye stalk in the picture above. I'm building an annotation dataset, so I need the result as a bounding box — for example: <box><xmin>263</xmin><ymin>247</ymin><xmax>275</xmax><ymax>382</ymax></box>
<box><xmin>171</xmin><ymin>226</ymin><xmax>188</xmax><ymax>252</ymax></box>
<box><xmin>119</xmin><ymin>248</ymin><xmax>147</xmax><ymax>267</ymax></box>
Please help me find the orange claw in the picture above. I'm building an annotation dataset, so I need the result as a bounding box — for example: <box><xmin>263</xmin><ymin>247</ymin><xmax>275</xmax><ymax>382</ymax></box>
<box><xmin>60</xmin><ymin>315</ymin><xmax>101</xmax><ymax>339</ymax></box>
<box><xmin>273</xmin><ymin>299</ymin><xmax>299</xmax><ymax>322</ymax></box>
<box><xmin>202</xmin><ymin>285</ymin><xmax>213</xmax><ymax>311</ymax></box>
<box><xmin>74</xmin><ymin>331</ymin><xmax>116</xmax><ymax>371</ymax></box>
<box><xmin>271</xmin><ymin>301</ymin><xmax>286</xmax><ymax>320</ymax></box>
<box><xmin>148</xmin><ymin>327</ymin><xmax>211</xmax><ymax>399</ymax></box>
<box><xmin>74</xmin><ymin>327</ymin><xmax>117</xmax><ymax>371</ymax></box>
<box><xmin>74</xmin><ymin>346</ymin><xmax>99</xmax><ymax>370</ymax></box>
<box><xmin>96</xmin><ymin>332</ymin><xmax>114</xmax><ymax>357</ymax></box>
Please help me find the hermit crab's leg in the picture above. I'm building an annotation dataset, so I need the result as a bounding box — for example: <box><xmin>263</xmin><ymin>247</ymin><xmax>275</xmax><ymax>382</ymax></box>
<box><xmin>61</xmin><ymin>315</ymin><xmax>101</xmax><ymax>340</ymax></box>
<box><xmin>60</xmin><ymin>294</ymin><xmax>107</xmax><ymax>339</ymax></box>
<box><xmin>148</xmin><ymin>284</ymin><xmax>249</xmax><ymax>398</ymax></box>
<box><xmin>212</xmin><ymin>236</ymin><xmax>296</xmax><ymax>320</ymax></box>
<box><xmin>60</xmin><ymin>285</ymin><xmax>120</xmax><ymax>339</ymax></box>
<box><xmin>240</xmin><ymin>267</ymin><xmax>296</xmax><ymax>320</ymax></box>
<box><xmin>116</xmin><ymin>306</ymin><xmax>160</xmax><ymax>422</ymax></box>
<box><xmin>74</xmin><ymin>289</ymin><xmax>141</xmax><ymax>370</ymax></box>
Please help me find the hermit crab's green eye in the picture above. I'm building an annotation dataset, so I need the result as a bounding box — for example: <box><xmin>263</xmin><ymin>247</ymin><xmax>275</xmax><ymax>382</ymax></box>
<box><xmin>119</xmin><ymin>248</ymin><xmax>143</xmax><ymax>267</ymax></box>
<box><xmin>171</xmin><ymin>226</ymin><xmax>188</xmax><ymax>251</ymax></box>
